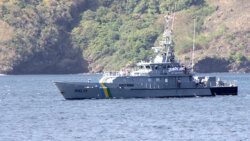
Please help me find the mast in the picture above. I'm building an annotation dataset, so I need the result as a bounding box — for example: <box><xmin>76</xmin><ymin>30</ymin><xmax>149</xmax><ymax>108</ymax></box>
<box><xmin>152</xmin><ymin>8</ymin><xmax>176</xmax><ymax>64</ymax></box>
<box><xmin>164</xmin><ymin>11</ymin><xmax>175</xmax><ymax>63</ymax></box>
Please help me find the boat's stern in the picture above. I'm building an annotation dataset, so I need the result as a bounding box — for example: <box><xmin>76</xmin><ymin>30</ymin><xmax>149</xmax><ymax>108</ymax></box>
<box><xmin>194</xmin><ymin>76</ymin><xmax>238</xmax><ymax>96</ymax></box>
<box><xmin>210</xmin><ymin>86</ymin><xmax>238</xmax><ymax>96</ymax></box>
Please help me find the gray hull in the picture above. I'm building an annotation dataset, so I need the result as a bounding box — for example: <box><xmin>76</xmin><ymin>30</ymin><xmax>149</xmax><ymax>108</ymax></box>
<box><xmin>54</xmin><ymin>82</ymin><xmax>216</xmax><ymax>100</ymax></box>
<box><xmin>54</xmin><ymin>14</ymin><xmax>238</xmax><ymax>100</ymax></box>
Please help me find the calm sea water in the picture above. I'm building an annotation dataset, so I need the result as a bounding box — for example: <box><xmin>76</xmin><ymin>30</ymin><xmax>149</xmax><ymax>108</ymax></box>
<box><xmin>0</xmin><ymin>73</ymin><xmax>249</xmax><ymax>141</ymax></box>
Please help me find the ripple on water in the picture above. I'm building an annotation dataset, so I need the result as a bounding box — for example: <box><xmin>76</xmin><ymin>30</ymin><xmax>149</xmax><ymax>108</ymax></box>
<box><xmin>0</xmin><ymin>73</ymin><xmax>249</xmax><ymax>141</ymax></box>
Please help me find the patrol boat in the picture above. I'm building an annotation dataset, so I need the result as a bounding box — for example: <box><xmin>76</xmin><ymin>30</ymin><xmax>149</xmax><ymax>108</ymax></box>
<box><xmin>54</xmin><ymin>14</ymin><xmax>237</xmax><ymax>100</ymax></box>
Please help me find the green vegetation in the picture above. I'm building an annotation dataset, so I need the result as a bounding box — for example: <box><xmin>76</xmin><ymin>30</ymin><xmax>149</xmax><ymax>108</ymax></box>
<box><xmin>175</xmin><ymin>5</ymin><xmax>216</xmax><ymax>54</ymax></box>
<box><xmin>229</xmin><ymin>52</ymin><xmax>247</xmax><ymax>63</ymax></box>
<box><xmin>0</xmin><ymin>0</ymin><xmax>248</xmax><ymax>73</ymax></box>
<box><xmin>0</xmin><ymin>0</ymin><xmax>88</xmax><ymax>73</ymax></box>
<box><xmin>71</xmin><ymin>0</ymin><xmax>206</xmax><ymax>71</ymax></box>
<box><xmin>0</xmin><ymin>0</ymin><xmax>207</xmax><ymax>73</ymax></box>
<box><xmin>196</xmin><ymin>24</ymin><xmax>225</xmax><ymax>46</ymax></box>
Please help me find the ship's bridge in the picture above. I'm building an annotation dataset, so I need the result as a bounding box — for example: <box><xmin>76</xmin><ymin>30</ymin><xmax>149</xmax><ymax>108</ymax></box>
<box><xmin>131</xmin><ymin>61</ymin><xmax>190</xmax><ymax>76</ymax></box>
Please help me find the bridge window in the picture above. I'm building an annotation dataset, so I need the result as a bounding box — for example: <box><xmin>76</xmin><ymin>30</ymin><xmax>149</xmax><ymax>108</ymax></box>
<box><xmin>148</xmin><ymin>78</ymin><xmax>152</xmax><ymax>82</ymax></box>
<box><xmin>156</xmin><ymin>78</ymin><xmax>160</xmax><ymax>82</ymax></box>
<box><xmin>165</xmin><ymin>78</ymin><xmax>168</xmax><ymax>83</ymax></box>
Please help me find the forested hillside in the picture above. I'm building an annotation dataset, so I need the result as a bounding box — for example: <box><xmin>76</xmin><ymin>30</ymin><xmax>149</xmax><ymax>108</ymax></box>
<box><xmin>0</xmin><ymin>0</ymin><xmax>249</xmax><ymax>74</ymax></box>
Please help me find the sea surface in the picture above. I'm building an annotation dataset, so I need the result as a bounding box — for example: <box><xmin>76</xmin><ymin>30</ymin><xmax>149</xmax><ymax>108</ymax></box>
<box><xmin>0</xmin><ymin>73</ymin><xmax>249</xmax><ymax>141</ymax></box>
